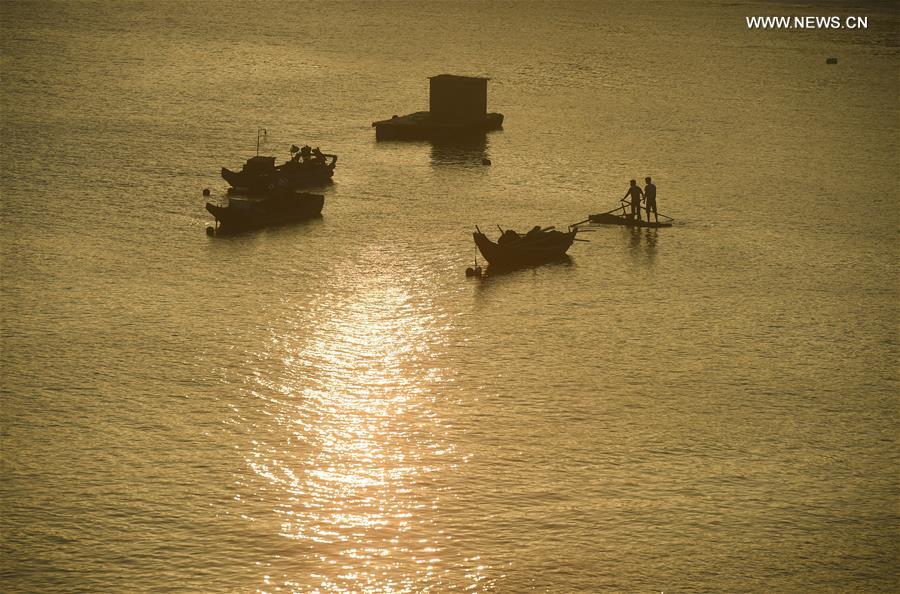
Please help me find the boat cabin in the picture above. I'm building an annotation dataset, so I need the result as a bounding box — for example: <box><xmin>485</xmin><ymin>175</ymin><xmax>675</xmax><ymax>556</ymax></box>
<box><xmin>244</xmin><ymin>155</ymin><xmax>276</xmax><ymax>172</ymax></box>
<box><xmin>429</xmin><ymin>74</ymin><xmax>489</xmax><ymax>123</ymax></box>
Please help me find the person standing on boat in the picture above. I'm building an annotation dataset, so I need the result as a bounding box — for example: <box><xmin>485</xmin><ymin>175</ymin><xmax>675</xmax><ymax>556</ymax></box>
<box><xmin>623</xmin><ymin>179</ymin><xmax>644</xmax><ymax>220</ymax></box>
<box><xmin>644</xmin><ymin>176</ymin><xmax>658</xmax><ymax>223</ymax></box>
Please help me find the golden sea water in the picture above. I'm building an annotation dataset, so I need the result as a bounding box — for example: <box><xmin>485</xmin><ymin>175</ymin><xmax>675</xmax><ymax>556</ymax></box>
<box><xmin>1</xmin><ymin>1</ymin><xmax>898</xmax><ymax>592</ymax></box>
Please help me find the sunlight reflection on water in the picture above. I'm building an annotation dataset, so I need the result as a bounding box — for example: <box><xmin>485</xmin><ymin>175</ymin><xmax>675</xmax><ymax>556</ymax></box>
<box><xmin>241</xmin><ymin>252</ymin><xmax>487</xmax><ymax>592</ymax></box>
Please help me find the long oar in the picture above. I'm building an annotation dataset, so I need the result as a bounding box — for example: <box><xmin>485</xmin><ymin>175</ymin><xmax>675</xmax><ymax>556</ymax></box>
<box><xmin>573</xmin><ymin>238</ymin><xmax>590</xmax><ymax>242</ymax></box>
<box><xmin>640</xmin><ymin>205</ymin><xmax>674</xmax><ymax>221</ymax></box>
<box><xmin>573</xmin><ymin>202</ymin><xmax>624</xmax><ymax>228</ymax></box>
<box><xmin>595</xmin><ymin>204</ymin><xmax>629</xmax><ymax>219</ymax></box>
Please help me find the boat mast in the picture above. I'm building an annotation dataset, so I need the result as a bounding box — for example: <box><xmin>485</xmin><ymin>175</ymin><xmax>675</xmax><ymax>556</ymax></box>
<box><xmin>256</xmin><ymin>128</ymin><xmax>267</xmax><ymax>156</ymax></box>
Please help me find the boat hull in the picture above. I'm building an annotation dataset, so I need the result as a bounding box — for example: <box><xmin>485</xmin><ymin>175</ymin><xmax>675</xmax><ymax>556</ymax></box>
<box><xmin>473</xmin><ymin>229</ymin><xmax>576</xmax><ymax>267</ymax></box>
<box><xmin>588</xmin><ymin>213</ymin><xmax>672</xmax><ymax>228</ymax></box>
<box><xmin>206</xmin><ymin>192</ymin><xmax>324</xmax><ymax>234</ymax></box>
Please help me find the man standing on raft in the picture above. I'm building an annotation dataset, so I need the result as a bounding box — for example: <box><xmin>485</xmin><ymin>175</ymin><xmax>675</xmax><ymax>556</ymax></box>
<box><xmin>623</xmin><ymin>179</ymin><xmax>644</xmax><ymax>221</ymax></box>
<box><xmin>643</xmin><ymin>176</ymin><xmax>658</xmax><ymax>223</ymax></box>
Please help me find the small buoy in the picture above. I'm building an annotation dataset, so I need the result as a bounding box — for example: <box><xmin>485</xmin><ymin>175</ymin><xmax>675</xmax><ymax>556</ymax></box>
<box><xmin>202</xmin><ymin>188</ymin><xmax>211</xmax><ymax>196</ymax></box>
<box><xmin>482</xmin><ymin>158</ymin><xmax>491</xmax><ymax>166</ymax></box>
<box><xmin>206</xmin><ymin>226</ymin><xmax>215</xmax><ymax>236</ymax></box>
<box><xmin>465</xmin><ymin>267</ymin><xmax>475</xmax><ymax>277</ymax></box>
<box><xmin>826</xmin><ymin>57</ymin><xmax>838</xmax><ymax>64</ymax></box>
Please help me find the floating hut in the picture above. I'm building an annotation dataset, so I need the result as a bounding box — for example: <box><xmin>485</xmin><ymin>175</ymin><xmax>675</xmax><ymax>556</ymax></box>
<box><xmin>372</xmin><ymin>74</ymin><xmax>504</xmax><ymax>140</ymax></box>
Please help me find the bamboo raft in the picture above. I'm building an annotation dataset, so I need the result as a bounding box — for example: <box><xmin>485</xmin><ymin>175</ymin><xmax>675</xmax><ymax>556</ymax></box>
<box><xmin>575</xmin><ymin>201</ymin><xmax>674</xmax><ymax>228</ymax></box>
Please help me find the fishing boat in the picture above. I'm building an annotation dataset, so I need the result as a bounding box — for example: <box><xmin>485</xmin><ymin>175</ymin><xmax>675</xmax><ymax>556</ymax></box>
<box><xmin>221</xmin><ymin>131</ymin><xmax>337</xmax><ymax>193</ymax></box>
<box><xmin>473</xmin><ymin>226</ymin><xmax>578</xmax><ymax>267</ymax></box>
<box><xmin>205</xmin><ymin>190</ymin><xmax>324</xmax><ymax>234</ymax></box>
<box><xmin>588</xmin><ymin>212</ymin><xmax>672</xmax><ymax>228</ymax></box>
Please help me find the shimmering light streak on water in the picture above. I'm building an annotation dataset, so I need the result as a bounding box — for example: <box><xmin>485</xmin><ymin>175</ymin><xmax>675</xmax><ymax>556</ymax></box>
<box><xmin>233</xmin><ymin>252</ymin><xmax>486</xmax><ymax>592</ymax></box>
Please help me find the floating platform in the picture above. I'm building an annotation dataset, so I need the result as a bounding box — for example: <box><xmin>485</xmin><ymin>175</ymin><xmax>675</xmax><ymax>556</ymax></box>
<box><xmin>373</xmin><ymin>111</ymin><xmax>504</xmax><ymax>140</ymax></box>
<box><xmin>374</xmin><ymin>74</ymin><xmax>504</xmax><ymax>140</ymax></box>
<box><xmin>589</xmin><ymin>212</ymin><xmax>672</xmax><ymax>228</ymax></box>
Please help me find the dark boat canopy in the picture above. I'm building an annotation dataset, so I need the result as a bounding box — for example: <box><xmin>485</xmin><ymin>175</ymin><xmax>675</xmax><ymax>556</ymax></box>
<box><xmin>244</xmin><ymin>155</ymin><xmax>276</xmax><ymax>170</ymax></box>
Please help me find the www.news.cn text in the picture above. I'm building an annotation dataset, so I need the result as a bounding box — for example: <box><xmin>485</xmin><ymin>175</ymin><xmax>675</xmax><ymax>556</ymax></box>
<box><xmin>746</xmin><ymin>16</ymin><xmax>869</xmax><ymax>29</ymax></box>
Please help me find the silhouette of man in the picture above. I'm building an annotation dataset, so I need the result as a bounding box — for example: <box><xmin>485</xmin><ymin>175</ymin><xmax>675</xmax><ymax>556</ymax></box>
<box><xmin>644</xmin><ymin>176</ymin><xmax>658</xmax><ymax>223</ymax></box>
<box><xmin>623</xmin><ymin>179</ymin><xmax>643</xmax><ymax>220</ymax></box>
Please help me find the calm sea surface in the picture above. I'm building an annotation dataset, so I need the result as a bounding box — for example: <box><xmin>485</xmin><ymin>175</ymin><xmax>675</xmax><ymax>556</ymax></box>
<box><xmin>2</xmin><ymin>1</ymin><xmax>898</xmax><ymax>592</ymax></box>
